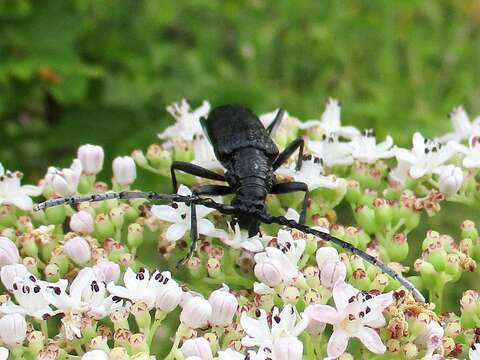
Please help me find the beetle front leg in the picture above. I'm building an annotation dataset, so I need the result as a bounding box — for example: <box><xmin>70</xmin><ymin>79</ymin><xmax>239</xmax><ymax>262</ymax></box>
<box><xmin>177</xmin><ymin>202</ymin><xmax>198</xmax><ymax>266</ymax></box>
<box><xmin>271</xmin><ymin>181</ymin><xmax>309</xmax><ymax>224</ymax></box>
<box><xmin>272</xmin><ymin>137</ymin><xmax>304</xmax><ymax>171</ymax></box>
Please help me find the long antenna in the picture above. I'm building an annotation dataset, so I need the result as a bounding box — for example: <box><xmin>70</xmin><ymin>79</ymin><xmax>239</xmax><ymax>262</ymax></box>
<box><xmin>33</xmin><ymin>192</ymin><xmax>424</xmax><ymax>302</ymax></box>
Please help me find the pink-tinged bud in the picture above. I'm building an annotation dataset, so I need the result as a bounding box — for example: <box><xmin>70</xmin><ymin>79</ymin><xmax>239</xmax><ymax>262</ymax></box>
<box><xmin>180</xmin><ymin>295</ymin><xmax>212</xmax><ymax>329</ymax></box>
<box><xmin>78</xmin><ymin>144</ymin><xmax>104</xmax><ymax>175</ymax></box>
<box><xmin>181</xmin><ymin>337</ymin><xmax>213</xmax><ymax>360</ymax></box>
<box><xmin>46</xmin><ymin>159</ymin><xmax>82</xmax><ymax>197</ymax></box>
<box><xmin>437</xmin><ymin>165</ymin><xmax>463</xmax><ymax>196</ymax></box>
<box><xmin>0</xmin><ymin>236</ymin><xmax>19</xmax><ymax>267</ymax></box>
<box><xmin>154</xmin><ymin>272</ymin><xmax>183</xmax><ymax>312</ymax></box>
<box><xmin>0</xmin><ymin>314</ymin><xmax>27</xmax><ymax>345</ymax></box>
<box><xmin>316</xmin><ymin>246</ymin><xmax>339</xmax><ymax>268</ymax></box>
<box><xmin>0</xmin><ymin>263</ymin><xmax>27</xmax><ymax>290</ymax></box>
<box><xmin>70</xmin><ymin>211</ymin><xmax>94</xmax><ymax>234</ymax></box>
<box><xmin>208</xmin><ymin>285</ymin><xmax>238</xmax><ymax>327</ymax></box>
<box><xmin>93</xmin><ymin>260</ymin><xmax>120</xmax><ymax>283</ymax></box>
<box><xmin>320</xmin><ymin>260</ymin><xmax>346</xmax><ymax>289</ymax></box>
<box><xmin>81</xmin><ymin>350</ymin><xmax>109</xmax><ymax>360</ymax></box>
<box><xmin>273</xmin><ymin>336</ymin><xmax>304</xmax><ymax>360</ymax></box>
<box><xmin>64</xmin><ymin>236</ymin><xmax>91</xmax><ymax>265</ymax></box>
<box><xmin>254</xmin><ymin>258</ymin><xmax>283</xmax><ymax>287</ymax></box>
<box><xmin>421</xmin><ymin>321</ymin><xmax>444</xmax><ymax>357</ymax></box>
<box><xmin>112</xmin><ymin>156</ymin><xmax>137</xmax><ymax>186</ymax></box>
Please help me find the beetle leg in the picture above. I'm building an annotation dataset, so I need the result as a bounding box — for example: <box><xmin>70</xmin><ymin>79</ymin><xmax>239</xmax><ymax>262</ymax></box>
<box><xmin>170</xmin><ymin>161</ymin><xmax>225</xmax><ymax>193</ymax></box>
<box><xmin>272</xmin><ymin>137</ymin><xmax>304</xmax><ymax>171</ymax></box>
<box><xmin>271</xmin><ymin>181</ymin><xmax>309</xmax><ymax>224</ymax></box>
<box><xmin>266</xmin><ymin>108</ymin><xmax>286</xmax><ymax>135</ymax></box>
<box><xmin>177</xmin><ymin>202</ymin><xmax>198</xmax><ymax>266</ymax></box>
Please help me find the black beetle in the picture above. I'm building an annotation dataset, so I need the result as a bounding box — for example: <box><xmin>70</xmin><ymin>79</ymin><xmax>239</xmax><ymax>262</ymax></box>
<box><xmin>34</xmin><ymin>104</ymin><xmax>424</xmax><ymax>302</ymax></box>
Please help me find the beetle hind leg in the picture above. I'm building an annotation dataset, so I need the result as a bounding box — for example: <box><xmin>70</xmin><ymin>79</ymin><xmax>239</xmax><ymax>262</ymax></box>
<box><xmin>272</xmin><ymin>137</ymin><xmax>305</xmax><ymax>171</ymax></box>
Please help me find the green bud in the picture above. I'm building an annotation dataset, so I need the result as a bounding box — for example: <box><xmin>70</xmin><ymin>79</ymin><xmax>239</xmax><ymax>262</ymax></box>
<box><xmin>121</xmin><ymin>204</ymin><xmax>140</xmax><ymax>222</ymax></box>
<box><xmin>388</xmin><ymin>233</ymin><xmax>409</xmax><ymax>262</ymax></box>
<box><xmin>131</xmin><ymin>302</ymin><xmax>152</xmax><ymax>330</ymax></box>
<box><xmin>373</xmin><ymin>198</ymin><xmax>392</xmax><ymax>226</ymax></box>
<box><xmin>40</xmin><ymin>242</ymin><xmax>56</xmax><ymax>262</ymax></box>
<box><xmin>282</xmin><ymin>286</ymin><xmax>300</xmax><ymax>304</ymax></box>
<box><xmin>304</xmin><ymin>266</ymin><xmax>320</xmax><ymax>288</ymax></box>
<box><xmin>461</xmin><ymin>220</ymin><xmax>479</xmax><ymax>241</ymax></box>
<box><xmin>354</xmin><ymin>205</ymin><xmax>379</xmax><ymax>234</ymax></box>
<box><xmin>351</xmin><ymin>268</ymin><xmax>370</xmax><ymax>291</ymax></box>
<box><xmin>44</xmin><ymin>263</ymin><xmax>60</xmax><ymax>282</ymax></box>
<box><xmin>207</xmin><ymin>258</ymin><xmax>222</xmax><ymax>278</ymax></box>
<box><xmin>370</xmin><ymin>273</ymin><xmax>389</xmax><ymax>292</ymax></box>
<box><xmin>95</xmin><ymin>213</ymin><xmax>115</xmax><ymax>239</ymax></box>
<box><xmin>45</xmin><ymin>205</ymin><xmax>66</xmax><ymax>225</ymax></box>
<box><xmin>345</xmin><ymin>180</ymin><xmax>362</xmax><ymax>203</ymax></box>
<box><xmin>51</xmin><ymin>255</ymin><xmax>70</xmax><ymax>276</ymax></box>
<box><xmin>407</xmin><ymin>276</ymin><xmax>424</xmax><ymax>291</ymax></box>
<box><xmin>427</xmin><ymin>249</ymin><xmax>448</xmax><ymax>272</ymax></box>
<box><xmin>23</xmin><ymin>257</ymin><xmax>41</xmax><ymax>278</ymax></box>
<box><xmin>1</xmin><ymin>227</ymin><xmax>16</xmax><ymax>240</ymax></box>
<box><xmin>415</xmin><ymin>259</ymin><xmax>437</xmax><ymax>285</ymax></box>
<box><xmin>22</xmin><ymin>239</ymin><xmax>38</xmax><ymax>258</ymax></box>
<box><xmin>0</xmin><ymin>205</ymin><xmax>16</xmax><ymax>226</ymax></box>
<box><xmin>131</xmin><ymin>149</ymin><xmax>149</xmax><ymax>167</ymax></box>
<box><xmin>26</xmin><ymin>330</ymin><xmax>44</xmax><ymax>356</ymax></box>
<box><xmin>344</xmin><ymin>227</ymin><xmax>359</xmax><ymax>248</ymax></box>
<box><xmin>172</xmin><ymin>141</ymin><xmax>193</xmax><ymax>163</ymax></box>
<box><xmin>127</xmin><ymin>223</ymin><xmax>144</xmax><ymax>248</ymax></box>
<box><xmin>187</xmin><ymin>256</ymin><xmax>207</xmax><ymax>279</ymax></box>
<box><xmin>445</xmin><ymin>253</ymin><xmax>461</xmax><ymax>277</ymax></box>
<box><xmin>404</xmin><ymin>210</ymin><xmax>420</xmax><ymax>231</ymax></box>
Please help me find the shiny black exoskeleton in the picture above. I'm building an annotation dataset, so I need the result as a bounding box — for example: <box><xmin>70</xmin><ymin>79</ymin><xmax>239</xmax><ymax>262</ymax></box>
<box><xmin>171</xmin><ymin>104</ymin><xmax>308</xmax><ymax>240</ymax></box>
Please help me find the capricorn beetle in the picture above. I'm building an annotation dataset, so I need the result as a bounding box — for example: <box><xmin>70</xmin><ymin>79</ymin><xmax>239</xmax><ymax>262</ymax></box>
<box><xmin>34</xmin><ymin>104</ymin><xmax>425</xmax><ymax>302</ymax></box>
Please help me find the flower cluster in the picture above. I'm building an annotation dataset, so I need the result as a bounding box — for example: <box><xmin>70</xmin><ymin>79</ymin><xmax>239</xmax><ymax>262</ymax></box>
<box><xmin>0</xmin><ymin>98</ymin><xmax>479</xmax><ymax>359</ymax></box>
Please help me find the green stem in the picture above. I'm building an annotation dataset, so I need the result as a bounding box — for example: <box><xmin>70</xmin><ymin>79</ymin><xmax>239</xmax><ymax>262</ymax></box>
<box><xmin>429</xmin><ymin>282</ymin><xmax>445</xmax><ymax>314</ymax></box>
<box><xmin>40</xmin><ymin>320</ymin><xmax>49</xmax><ymax>340</ymax></box>
<box><xmin>165</xmin><ymin>324</ymin><xmax>187</xmax><ymax>360</ymax></box>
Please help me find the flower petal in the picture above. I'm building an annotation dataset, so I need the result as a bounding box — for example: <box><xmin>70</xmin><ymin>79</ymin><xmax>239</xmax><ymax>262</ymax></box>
<box><xmin>151</xmin><ymin>205</ymin><xmax>180</xmax><ymax>223</ymax></box>
<box><xmin>166</xmin><ymin>223</ymin><xmax>187</xmax><ymax>242</ymax></box>
<box><xmin>304</xmin><ymin>304</ymin><xmax>339</xmax><ymax>325</ymax></box>
<box><xmin>327</xmin><ymin>329</ymin><xmax>349</xmax><ymax>359</ymax></box>
<box><xmin>354</xmin><ymin>327</ymin><xmax>386</xmax><ymax>354</ymax></box>
<box><xmin>9</xmin><ymin>195</ymin><xmax>33</xmax><ymax>211</ymax></box>
<box><xmin>332</xmin><ymin>281</ymin><xmax>358</xmax><ymax>312</ymax></box>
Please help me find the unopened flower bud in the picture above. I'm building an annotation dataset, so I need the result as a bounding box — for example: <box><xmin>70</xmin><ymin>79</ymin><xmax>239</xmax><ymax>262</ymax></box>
<box><xmin>0</xmin><ymin>263</ymin><xmax>27</xmax><ymax>290</ymax></box>
<box><xmin>64</xmin><ymin>236</ymin><xmax>91</xmax><ymax>266</ymax></box>
<box><xmin>254</xmin><ymin>257</ymin><xmax>283</xmax><ymax>287</ymax></box>
<box><xmin>0</xmin><ymin>313</ymin><xmax>27</xmax><ymax>345</ymax></box>
<box><xmin>180</xmin><ymin>295</ymin><xmax>212</xmax><ymax>329</ymax></box>
<box><xmin>273</xmin><ymin>336</ymin><xmax>303</xmax><ymax>360</ymax></box>
<box><xmin>0</xmin><ymin>236</ymin><xmax>19</xmax><ymax>266</ymax></box>
<box><xmin>207</xmin><ymin>258</ymin><xmax>221</xmax><ymax>278</ymax></box>
<box><xmin>461</xmin><ymin>220</ymin><xmax>478</xmax><ymax>241</ymax></box>
<box><xmin>282</xmin><ymin>286</ymin><xmax>300</xmax><ymax>304</ymax></box>
<box><xmin>93</xmin><ymin>260</ymin><xmax>120</xmax><ymax>283</ymax></box>
<box><xmin>181</xmin><ymin>337</ymin><xmax>213</xmax><ymax>360</ymax></box>
<box><xmin>113</xmin><ymin>156</ymin><xmax>136</xmax><ymax>186</ymax></box>
<box><xmin>78</xmin><ymin>144</ymin><xmax>104</xmax><ymax>175</ymax></box>
<box><xmin>70</xmin><ymin>211</ymin><xmax>94</xmax><ymax>234</ymax></box>
<box><xmin>345</xmin><ymin>179</ymin><xmax>361</xmax><ymax>203</ymax></box>
<box><xmin>316</xmin><ymin>246</ymin><xmax>339</xmax><ymax>268</ymax></box>
<box><xmin>208</xmin><ymin>285</ymin><xmax>238</xmax><ymax>327</ymax></box>
<box><xmin>44</xmin><ymin>263</ymin><xmax>60</xmax><ymax>282</ymax></box>
<box><xmin>153</xmin><ymin>271</ymin><xmax>183</xmax><ymax>312</ymax></box>
<box><xmin>26</xmin><ymin>330</ymin><xmax>44</xmax><ymax>355</ymax></box>
<box><xmin>130</xmin><ymin>333</ymin><xmax>148</xmax><ymax>353</ymax></box>
<box><xmin>320</xmin><ymin>260</ymin><xmax>346</xmax><ymax>289</ymax></box>
<box><xmin>127</xmin><ymin>223</ymin><xmax>144</xmax><ymax>248</ymax></box>
<box><xmin>354</xmin><ymin>205</ymin><xmax>378</xmax><ymax>234</ymax></box>
<box><xmin>438</xmin><ymin>165</ymin><xmax>463</xmax><ymax>196</ymax></box>
<box><xmin>95</xmin><ymin>213</ymin><xmax>115</xmax><ymax>239</ymax></box>
<box><xmin>82</xmin><ymin>349</ymin><xmax>109</xmax><ymax>360</ymax></box>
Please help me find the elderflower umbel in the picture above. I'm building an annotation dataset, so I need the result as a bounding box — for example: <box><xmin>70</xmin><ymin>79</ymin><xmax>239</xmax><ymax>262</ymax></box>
<box><xmin>305</xmin><ymin>281</ymin><xmax>393</xmax><ymax>359</ymax></box>
<box><xmin>349</xmin><ymin>129</ymin><xmax>394</xmax><ymax>164</ymax></box>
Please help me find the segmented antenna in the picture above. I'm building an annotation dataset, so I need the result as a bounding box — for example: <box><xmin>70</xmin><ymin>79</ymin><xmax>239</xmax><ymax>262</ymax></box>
<box><xmin>33</xmin><ymin>192</ymin><xmax>424</xmax><ymax>302</ymax></box>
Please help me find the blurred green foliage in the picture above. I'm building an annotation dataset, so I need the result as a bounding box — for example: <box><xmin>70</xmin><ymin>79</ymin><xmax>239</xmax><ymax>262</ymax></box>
<box><xmin>1</xmin><ymin>0</ymin><xmax>480</xmax><ymax>181</ymax></box>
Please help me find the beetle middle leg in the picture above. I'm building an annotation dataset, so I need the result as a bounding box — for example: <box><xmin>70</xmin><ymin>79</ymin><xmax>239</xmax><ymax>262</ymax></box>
<box><xmin>178</xmin><ymin>184</ymin><xmax>233</xmax><ymax>265</ymax></box>
<box><xmin>272</xmin><ymin>137</ymin><xmax>305</xmax><ymax>171</ymax></box>
<box><xmin>170</xmin><ymin>161</ymin><xmax>225</xmax><ymax>193</ymax></box>
<box><xmin>271</xmin><ymin>181</ymin><xmax>309</xmax><ymax>224</ymax></box>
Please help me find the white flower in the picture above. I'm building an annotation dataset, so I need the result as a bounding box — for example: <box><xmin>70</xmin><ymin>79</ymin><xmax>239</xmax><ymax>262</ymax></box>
<box><xmin>308</xmin><ymin>134</ymin><xmax>354</xmax><ymax>166</ymax></box>
<box><xmin>1</xmin><ymin>274</ymin><xmax>56</xmax><ymax>320</ymax></box>
<box><xmin>0</xmin><ymin>263</ymin><xmax>28</xmax><ymax>290</ymax></box>
<box><xmin>316</xmin><ymin>247</ymin><xmax>347</xmax><ymax>289</ymax></box>
<box><xmin>254</xmin><ymin>230</ymin><xmax>305</xmax><ymax>287</ymax></box>
<box><xmin>0</xmin><ymin>236</ymin><xmax>19</xmax><ymax>267</ymax></box>
<box><xmin>350</xmin><ymin>129</ymin><xmax>394</xmax><ymax>164</ymax></box>
<box><xmin>181</xmin><ymin>337</ymin><xmax>213</xmax><ymax>360</ymax></box>
<box><xmin>180</xmin><ymin>294</ymin><xmax>212</xmax><ymax>329</ymax></box>
<box><xmin>259</xmin><ymin>109</ymin><xmax>300</xmax><ymax>132</ymax></box>
<box><xmin>151</xmin><ymin>185</ymin><xmax>219</xmax><ymax>242</ymax></box>
<box><xmin>0</xmin><ymin>166</ymin><xmax>42</xmax><ymax>211</ymax></box>
<box><xmin>240</xmin><ymin>304</ymin><xmax>308</xmax><ymax>352</ymax></box>
<box><xmin>437</xmin><ymin>106</ymin><xmax>480</xmax><ymax>143</ymax></box>
<box><xmin>0</xmin><ymin>348</ymin><xmax>8</xmax><ymax>360</ymax></box>
<box><xmin>45</xmin><ymin>159</ymin><xmax>82</xmax><ymax>196</ymax></box>
<box><xmin>191</xmin><ymin>134</ymin><xmax>223</xmax><ymax>170</ymax></box>
<box><xmin>112</xmin><ymin>156</ymin><xmax>137</xmax><ymax>185</ymax></box>
<box><xmin>70</xmin><ymin>211</ymin><xmax>95</xmax><ymax>234</ymax></box>
<box><xmin>64</xmin><ymin>236</ymin><xmax>91</xmax><ymax>266</ymax></box>
<box><xmin>418</xmin><ymin>321</ymin><xmax>444</xmax><ymax>359</ymax></box>
<box><xmin>299</xmin><ymin>98</ymin><xmax>360</xmax><ymax>139</ymax></box>
<box><xmin>218</xmin><ymin>347</ymin><xmax>273</xmax><ymax>360</ymax></box>
<box><xmin>159</xmin><ymin>99</ymin><xmax>210</xmax><ymax>141</ymax></box>
<box><xmin>78</xmin><ymin>144</ymin><xmax>104</xmax><ymax>175</ymax></box>
<box><xmin>434</xmin><ymin>165</ymin><xmax>464</xmax><ymax>196</ymax></box>
<box><xmin>277</xmin><ymin>155</ymin><xmax>346</xmax><ymax>191</ymax></box>
<box><xmin>305</xmin><ymin>281</ymin><xmax>393</xmax><ymax>359</ymax></box>
<box><xmin>470</xmin><ymin>343</ymin><xmax>480</xmax><ymax>360</ymax></box>
<box><xmin>82</xmin><ymin>350</ymin><xmax>109</xmax><ymax>360</ymax></box>
<box><xmin>394</xmin><ymin>132</ymin><xmax>455</xmax><ymax>179</ymax></box>
<box><xmin>273</xmin><ymin>336</ymin><xmax>303</xmax><ymax>360</ymax></box>
<box><xmin>219</xmin><ymin>222</ymin><xmax>272</xmax><ymax>252</ymax></box>
<box><xmin>208</xmin><ymin>284</ymin><xmax>238</xmax><ymax>327</ymax></box>
<box><xmin>0</xmin><ymin>313</ymin><xmax>27</xmax><ymax>345</ymax></box>
<box><xmin>107</xmin><ymin>267</ymin><xmax>166</xmax><ymax>309</ymax></box>
<box><xmin>389</xmin><ymin>158</ymin><xmax>412</xmax><ymax>186</ymax></box>
<box><xmin>450</xmin><ymin>135</ymin><xmax>480</xmax><ymax>168</ymax></box>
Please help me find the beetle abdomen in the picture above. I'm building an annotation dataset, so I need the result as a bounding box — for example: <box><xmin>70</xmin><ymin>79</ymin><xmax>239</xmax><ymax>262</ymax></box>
<box><xmin>203</xmin><ymin>105</ymin><xmax>279</xmax><ymax>164</ymax></box>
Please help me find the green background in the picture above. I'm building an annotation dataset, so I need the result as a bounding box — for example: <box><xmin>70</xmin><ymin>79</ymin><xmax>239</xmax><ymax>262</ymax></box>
<box><xmin>0</xmin><ymin>0</ymin><xmax>479</xmax><ymax>312</ymax></box>
<box><xmin>1</xmin><ymin>0</ymin><xmax>480</xmax><ymax>181</ymax></box>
